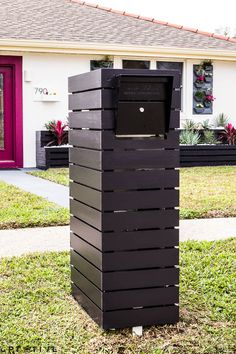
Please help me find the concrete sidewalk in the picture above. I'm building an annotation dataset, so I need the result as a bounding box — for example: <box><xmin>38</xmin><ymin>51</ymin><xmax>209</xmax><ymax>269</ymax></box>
<box><xmin>0</xmin><ymin>218</ymin><xmax>235</xmax><ymax>258</ymax></box>
<box><xmin>0</xmin><ymin>226</ymin><xmax>69</xmax><ymax>257</ymax></box>
<box><xmin>0</xmin><ymin>169</ymin><xmax>235</xmax><ymax>258</ymax></box>
<box><xmin>0</xmin><ymin>169</ymin><xmax>69</xmax><ymax>208</ymax></box>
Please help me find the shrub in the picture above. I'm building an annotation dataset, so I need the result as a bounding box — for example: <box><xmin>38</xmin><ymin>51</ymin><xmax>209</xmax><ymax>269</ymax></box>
<box><xmin>214</xmin><ymin>113</ymin><xmax>229</xmax><ymax>128</ymax></box>
<box><xmin>202</xmin><ymin>130</ymin><xmax>218</xmax><ymax>144</ymax></box>
<box><xmin>200</xmin><ymin>119</ymin><xmax>212</xmax><ymax>130</ymax></box>
<box><xmin>180</xmin><ymin>130</ymin><xmax>201</xmax><ymax>145</ymax></box>
<box><xmin>220</xmin><ymin>123</ymin><xmax>236</xmax><ymax>145</ymax></box>
<box><xmin>45</xmin><ymin>120</ymin><xmax>68</xmax><ymax>146</ymax></box>
<box><xmin>182</xmin><ymin>119</ymin><xmax>199</xmax><ymax>131</ymax></box>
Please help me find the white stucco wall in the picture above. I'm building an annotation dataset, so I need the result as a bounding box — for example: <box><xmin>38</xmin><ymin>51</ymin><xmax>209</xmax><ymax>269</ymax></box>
<box><xmin>20</xmin><ymin>53</ymin><xmax>236</xmax><ymax>167</ymax></box>
<box><xmin>22</xmin><ymin>53</ymin><xmax>98</xmax><ymax>167</ymax></box>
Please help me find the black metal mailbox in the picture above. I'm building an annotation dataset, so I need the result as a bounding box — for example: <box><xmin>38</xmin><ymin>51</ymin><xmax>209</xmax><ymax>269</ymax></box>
<box><xmin>116</xmin><ymin>75</ymin><xmax>173</xmax><ymax>135</ymax></box>
<box><xmin>68</xmin><ymin>69</ymin><xmax>180</xmax><ymax>330</ymax></box>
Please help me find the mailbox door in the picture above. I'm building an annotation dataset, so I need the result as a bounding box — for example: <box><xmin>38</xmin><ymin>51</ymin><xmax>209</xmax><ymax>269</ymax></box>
<box><xmin>116</xmin><ymin>102</ymin><xmax>166</xmax><ymax>135</ymax></box>
<box><xmin>116</xmin><ymin>75</ymin><xmax>173</xmax><ymax>136</ymax></box>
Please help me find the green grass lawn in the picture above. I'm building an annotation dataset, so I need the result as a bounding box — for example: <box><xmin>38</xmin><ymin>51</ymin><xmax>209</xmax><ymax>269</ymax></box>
<box><xmin>28</xmin><ymin>168</ymin><xmax>69</xmax><ymax>186</ymax></box>
<box><xmin>0</xmin><ymin>239</ymin><xmax>235</xmax><ymax>353</ymax></box>
<box><xmin>0</xmin><ymin>181</ymin><xmax>69</xmax><ymax>229</ymax></box>
<box><xmin>180</xmin><ymin>166</ymin><xmax>236</xmax><ymax>219</ymax></box>
<box><xmin>29</xmin><ymin>166</ymin><xmax>236</xmax><ymax>219</ymax></box>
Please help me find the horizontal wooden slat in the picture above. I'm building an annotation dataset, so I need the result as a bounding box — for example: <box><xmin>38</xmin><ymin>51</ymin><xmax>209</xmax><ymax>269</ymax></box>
<box><xmin>70</xmin><ymin>232</ymin><xmax>101</xmax><ymax>269</ymax></box>
<box><xmin>69</xmin><ymin>90</ymin><xmax>180</xmax><ymax>111</ymax></box>
<box><xmin>70</xmin><ymin>165</ymin><xmax>179</xmax><ymax>190</ymax></box>
<box><xmin>70</xmin><ymin>182</ymin><xmax>101</xmax><ymax>209</ymax></box>
<box><xmin>48</xmin><ymin>161</ymin><xmax>68</xmax><ymax>166</ymax></box>
<box><xmin>68</xmin><ymin>69</ymin><xmax>181</xmax><ymax>93</ymax></box>
<box><xmin>71</xmin><ymin>199</ymin><xmax>179</xmax><ymax>231</ymax></box>
<box><xmin>71</xmin><ymin>217</ymin><xmax>179</xmax><ymax>251</ymax></box>
<box><xmin>70</xmin><ymin>182</ymin><xmax>179</xmax><ymax>210</ymax></box>
<box><xmin>69</xmin><ymin>89</ymin><xmax>114</xmax><ymax>110</ymax></box>
<box><xmin>100</xmin><ymin>149</ymin><xmax>179</xmax><ymax>170</ymax></box>
<box><xmin>180</xmin><ymin>145</ymin><xmax>236</xmax><ymax>151</ymax></box>
<box><xmin>69</xmin><ymin>111</ymin><xmax>114</xmax><ymax>130</ymax></box>
<box><xmin>70</xmin><ymin>147</ymin><xmax>179</xmax><ymax>170</ymax></box>
<box><xmin>71</xmin><ymin>283</ymin><xmax>102</xmax><ymax>327</ymax></box>
<box><xmin>103</xmin><ymin>287</ymin><xmax>178</xmax><ymax>311</ymax></box>
<box><xmin>69</xmin><ymin>109</ymin><xmax>179</xmax><ymax>130</ymax></box>
<box><xmin>180</xmin><ymin>145</ymin><xmax>236</xmax><ymax>166</ymax></box>
<box><xmin>72</xmin><ymin>283</ymin><xmax>179</xmax><ymax>329</ymax></box>
<box><xmin>181</xmin><ymin>155</ymin><xmax>236</xmax><ymax>162</ymax></box>
<box><xmin>69</xmin><ymin>130</ymin><xmax>179</xmax><ymax>150</ymax></box>
<box><xmin>180</xmin><ymin>149</ymin><xmax>236</xmax><ymax>156</ymax></box>
<box><xmin>70</xmin><ymin>165</ymin><xmax>102</xmax><ymax>189</ymax></box>
<box><xmin>71</xmin><ymin>249</ymin><xmax>179</xmax><ymax>290</ymax></box>
<box><xmin>71</xmin><ymin>233</ymin><xmax>178</xmax><ymax>271</ymax></box>
<box><xmin>71</xmin><ymin>266</ymin><xmax>178</xmax><ymax>310</ymax></box>
<box><xmin>70</xmin><ymin>217</ymin><xmax>102</xmax><ymax>249</ymax></box>
<box><xmin>47</xmin><ymin>153</ymin><xmax>68</xmax><ymax>159</ymax></box>
<box><xmin>103</xmin><ymin>305</ymin><xmax>179</xmax><ymax>329</ymax></box>
<box><xmin>105</xmin><ymin>247</ymin><xmax>179</xmax><ymax>271</ymax></box>
<box><xmin>71</xmin><ymin>266</ymin><xmax>101</xmax><ymax>308</ymax></box>
<box><xmin>181</xmin><ymin>161</ymin><xmax>236</xmax><ymax>167</ymax></box>
<box><xmin>71</xmin><ymin>250</ymin><xmax>101</xmax><ymax>287</ymax></box>
<box><xmin>70</xmin><ymin>148</ymin><xmax>102</xmax><ymax>170</ymax></box>
<box><xmin>103</xmin><ymin>267</ymin><xmax>179</xmax><ymax>290</ymax></box>
<box><xmin>102</xmin><ymin>169</ymin><xmax>179</xmax><ymax>190</ymax></box>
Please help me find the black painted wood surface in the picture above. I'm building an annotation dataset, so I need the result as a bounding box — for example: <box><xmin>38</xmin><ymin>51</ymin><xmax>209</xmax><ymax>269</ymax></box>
<box><xmin>36</xmin><ymin>131</ymin><xmax>69</xmax><ymax>169</ymax></box>
<box><xmin>180</xmin><ymin>145</ymin><xmax>236</xmax><ymax>166</ymax></box>
<box><xmin>69</xmin><ymin>69</ymin><xmax>180</xmax><ymax>329</ymax></box>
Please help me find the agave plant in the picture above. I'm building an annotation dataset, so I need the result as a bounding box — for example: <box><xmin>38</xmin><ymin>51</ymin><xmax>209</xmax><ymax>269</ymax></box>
<box><xmin>220</xmin><ymin>123</ymin><xmax>236</xmax><ymax>145</ymax></box>
<box><xmin>202</xmin><ymin>130</ymin><xmax>218</xmax><ymax>144</ymax></box>
<box><xmin>45</xmin><ymin>119</ymin><xmax>57</xmax><ymax>131</ymax></box>
<box><xmin>214</xmin><ymin>113</ymin><xmax>229</xmax><ymax>128</ymax></box>
<box><xmin>182</xmin><ymin>119</ymin><xmax>199</xmax><ymax>131</ymax></box>
<box><xmin>180</xmin><ymin>130</ymin><xmax>201</xmax><ymax>145</ymax></box>
<box><xmin>45</xmin><ymin>119</ymin><xmax>68</xmax><ymax>146</ymax></box>
<box><xmin>201</xmin><ymin>119</ymin><xmax>212</xmax><ymax>130</ymax></box>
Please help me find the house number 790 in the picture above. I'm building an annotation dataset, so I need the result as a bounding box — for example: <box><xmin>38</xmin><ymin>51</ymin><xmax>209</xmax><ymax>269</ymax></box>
<box><xmin>35</xmin><ymin>87</ymin><xmax>48</xmax><ymax>95</ymax></box>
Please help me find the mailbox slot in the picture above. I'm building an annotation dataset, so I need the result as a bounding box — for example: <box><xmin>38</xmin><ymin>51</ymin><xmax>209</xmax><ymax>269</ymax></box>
<box><xmin>116</xmin><ymin>75</ymin><xmax>173</xmax><ymax>136</ymax></box>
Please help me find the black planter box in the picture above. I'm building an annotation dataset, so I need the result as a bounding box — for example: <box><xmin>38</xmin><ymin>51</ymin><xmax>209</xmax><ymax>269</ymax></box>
<box><xmin>36</xmin><ymin>131</ymin><xmax>69</xmax><ymax>169</ymax></box>
<box><xmin>180</xmin><ymin>144</ymin><xmax>236</xmax><ymax>167</ymax></box>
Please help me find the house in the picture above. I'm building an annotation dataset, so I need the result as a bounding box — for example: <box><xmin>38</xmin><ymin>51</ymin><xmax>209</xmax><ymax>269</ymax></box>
<box><xmin>1</xmin><ymin>0</ymin><xmax>236</xmax><ymax>168</ymax></box>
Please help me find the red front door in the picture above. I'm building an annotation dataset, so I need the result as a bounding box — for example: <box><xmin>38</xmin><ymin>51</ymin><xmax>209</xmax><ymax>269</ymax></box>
<box><xmin>0</xmin><ymin>66</ymin><xmax>14</xmax><ymax>163</ymax></box>
<box><xmin>0</xmin><ymin>56</ymin><xmax>23</xmax><ymax>168</ymax></box>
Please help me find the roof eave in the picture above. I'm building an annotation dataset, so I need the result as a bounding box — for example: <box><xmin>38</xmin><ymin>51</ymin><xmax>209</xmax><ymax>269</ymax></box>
<box><xmin>1</xmin><ymin>39</ymin><xmax>236</xmax><ymax>60</ymax></box>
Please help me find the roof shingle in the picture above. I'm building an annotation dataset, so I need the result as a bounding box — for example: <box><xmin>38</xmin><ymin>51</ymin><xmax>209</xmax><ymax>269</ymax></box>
<box><xmin>1</xmin><ymin>0</ymin><xmax>236</xmax><ymax>51</ymax></box>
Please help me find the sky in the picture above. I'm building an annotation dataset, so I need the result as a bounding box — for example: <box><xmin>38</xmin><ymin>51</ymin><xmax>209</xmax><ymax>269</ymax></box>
<box><xmin>94</xmin><ymin>0</ymin><xmax>236</xmax><ymax>35</ymax></box>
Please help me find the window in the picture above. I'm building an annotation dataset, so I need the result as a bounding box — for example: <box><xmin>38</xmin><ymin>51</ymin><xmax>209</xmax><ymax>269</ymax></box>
<box><xmin>122</xmin><ymin>60</ymin><xmax>150</xmax><ymax>69</ymax></box>
<box><xmin>90</xmin><ymin>60</ymin><xmax>113</xmax><ymax>71</ymax></box>
<box><xmin>156</xmin><ymin>61</ymin><xmax>183</xmax><ymax>109</ymax></box>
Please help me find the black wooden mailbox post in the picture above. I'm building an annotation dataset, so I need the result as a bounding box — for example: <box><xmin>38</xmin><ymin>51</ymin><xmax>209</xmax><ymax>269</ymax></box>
<box><xmin>68</xmin><ymin>69</ymin><xmax>180</xmax><ymax>330</ymax></box>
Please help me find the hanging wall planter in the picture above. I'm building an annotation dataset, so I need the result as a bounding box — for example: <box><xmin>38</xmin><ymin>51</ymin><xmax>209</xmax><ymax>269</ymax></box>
<box><xmin>193</xmin><ymin>61</ymin><xmax>213</xmax><ymax>115</ymax></box>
